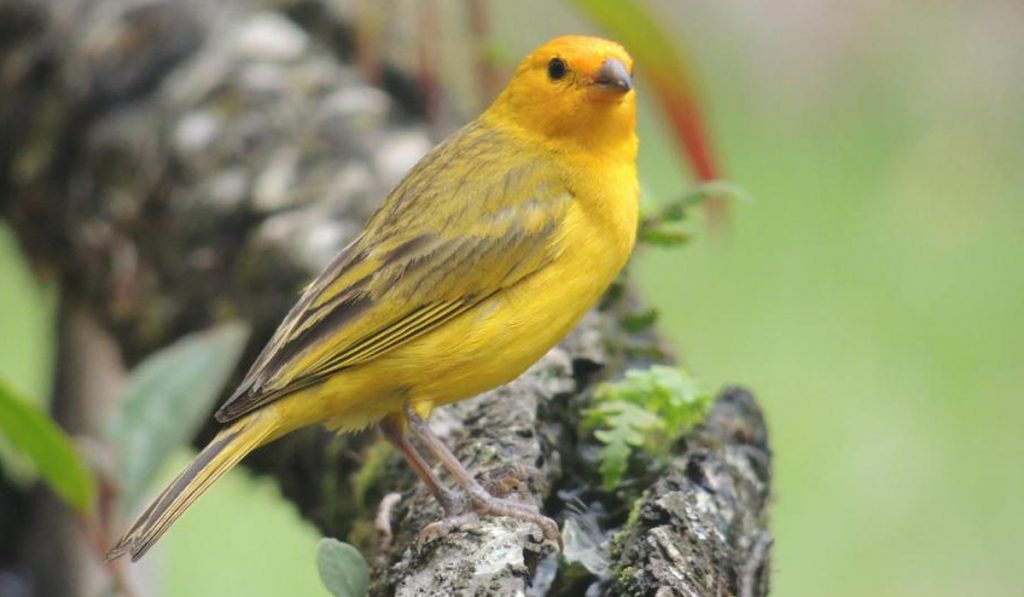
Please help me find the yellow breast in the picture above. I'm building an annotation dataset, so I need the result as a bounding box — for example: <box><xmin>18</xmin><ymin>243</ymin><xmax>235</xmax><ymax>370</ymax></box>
<box><xmin>297</xmin><ymin>126</ymin><xmax>638</xmax><ymax>431</ymax></box>
<box><xmin>390</xmin><ymin>154</ymin><xmax>638</xmax><ymax>412</ymax></box>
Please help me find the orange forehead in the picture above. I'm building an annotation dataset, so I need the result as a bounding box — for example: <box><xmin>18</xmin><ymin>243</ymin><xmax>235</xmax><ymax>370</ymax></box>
<box><xmin>525</xmin><ymin>35</ymin><xmax>633</xmax><ymax>74</ymax></box>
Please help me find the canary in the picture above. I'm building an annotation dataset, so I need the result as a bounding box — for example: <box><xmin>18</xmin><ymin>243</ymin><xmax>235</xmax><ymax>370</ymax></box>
<box><xmin>108</xmin><ymin>35</ymin><xmax>638</xmax><ymax>561</ymax></box>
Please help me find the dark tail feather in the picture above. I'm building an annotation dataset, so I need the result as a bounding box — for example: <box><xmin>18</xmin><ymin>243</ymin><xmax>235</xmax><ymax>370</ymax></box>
<box><xmin>106</xmin><ymin>412</ymin><xmax>277</xmax><ymax>562</ymax></box>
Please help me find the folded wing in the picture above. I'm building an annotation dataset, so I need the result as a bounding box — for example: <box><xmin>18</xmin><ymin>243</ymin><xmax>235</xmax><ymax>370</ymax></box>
<box><xmin>215</xmin><ymin>121</ymin><xmax>572</xmax><ymax>422</ymax></box>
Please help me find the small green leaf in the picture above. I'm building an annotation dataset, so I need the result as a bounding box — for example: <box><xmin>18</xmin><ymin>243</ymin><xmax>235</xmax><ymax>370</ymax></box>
<box><xmin>107</xmin><ymin>321</ymin><xmax>249</xmax><ymax>514</ymax></box>
<box><xmin>638</xmin><ymin>225</ymin><xmax>690</xmax><ymax>247</ymax></box>
<box><xmin>679</xmin><ymin>180</ymin><xmax>755</xmax><ymax>207</ymax></box>
<box><xmin>621</xmin><ymin>307</ymin><xmax>659</xmax><ymax>332</ymax></box>
<box><xmin>584</xmin><ymin>367</ymin><xmax>711</xmax><ymax>489</ymax></box>
<box><xmin>598</xmin><ymin>437</ymin><xmax>631</xmax><ymax>491</ymax></box>
<box><xmin>637</xmin><ymin>180</ymin><xmax>753</xmax><ymax>248</ymax></box>
<box><xmin>317</xmin><ymin>538</ymin><xmax>370</xmax><ymax>597</ymax></box>
<box><xmin>0</xmin><ymin>378</ymin><xmax>95</xmax><ymax>513</ymax></box>
<box><xmin>0</xmin><ymin>224</ymin><xmax>57</xmax><ymax>487</ymax></box>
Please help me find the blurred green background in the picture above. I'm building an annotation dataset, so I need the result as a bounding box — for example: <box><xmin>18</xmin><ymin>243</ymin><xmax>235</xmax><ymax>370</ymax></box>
<box><xmin>3</xmin><ymin>0</ymin><xmax>1022</xmax><ymax>595</ymax></box>
<box><xmin>634</xmin><ymin>2</ymin><xmax>1024</xmax><ymax>594</ymax></box>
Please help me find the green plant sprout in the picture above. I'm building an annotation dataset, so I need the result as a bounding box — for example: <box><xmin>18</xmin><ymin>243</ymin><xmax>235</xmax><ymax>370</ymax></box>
<box><xmin>582</xmin><ymin>365</ymin><xmax>711</xmax><ymax>490</ymax></box>
<box><xmin>638</xmin><ymin>180</ymin><xmax>753</xmax><ymax>247</ymax></box>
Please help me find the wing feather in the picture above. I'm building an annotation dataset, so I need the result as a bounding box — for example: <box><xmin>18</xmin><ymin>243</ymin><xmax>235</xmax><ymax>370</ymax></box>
<box><xmin>215</xmin><ymin>120</ymin><xmax>570</xmax><ymax>422</ymax></box>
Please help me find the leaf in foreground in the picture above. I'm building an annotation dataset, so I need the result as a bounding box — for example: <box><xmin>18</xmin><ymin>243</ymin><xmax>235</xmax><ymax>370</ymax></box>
<box><xmin>317</xmin><ymin>538</ymin><xmax>370</xmax><ymax>597</ymax></box>
<box><xmin>107</xmin><ymin>321</ymin><xmax>249</xmax><ymax>514</ymax></box>
<box><xmin>0</xmin><ymin>378</ymin><xmax>95</xmax><ymax>513</ymax></box>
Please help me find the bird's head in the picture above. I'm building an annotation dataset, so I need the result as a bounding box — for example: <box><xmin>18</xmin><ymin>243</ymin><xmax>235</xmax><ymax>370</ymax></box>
<box><xmin>487</xmin><ymin>36</ymin><xmax>637</xmax><ymax>155</ymax></box>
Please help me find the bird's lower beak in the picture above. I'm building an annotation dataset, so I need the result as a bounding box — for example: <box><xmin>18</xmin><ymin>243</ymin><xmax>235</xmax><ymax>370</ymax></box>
<box><xmin>593</xmin><ymin>58</ymin><xmax>632</xmax><ymax>94</ymax></box>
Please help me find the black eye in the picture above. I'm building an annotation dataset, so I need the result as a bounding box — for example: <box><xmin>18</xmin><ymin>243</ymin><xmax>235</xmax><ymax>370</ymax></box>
<box><xmin>547</xmin><ymin>57</ymin><xmax>567</xmax><ymax>81</ymax></box>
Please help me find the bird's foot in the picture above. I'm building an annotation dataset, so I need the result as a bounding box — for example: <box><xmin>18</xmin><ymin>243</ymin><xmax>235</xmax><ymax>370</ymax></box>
<box><xmin>418</xmin><ymin>490</ymin><xmax>561</xmax><ymax>548</ymax></box>
<box><xmin>470</xmin><ymin>492</ymin><xmax>561</xmax><ymax>546</ymax></box>
<box><xmin>417</xmin><ymin>512</ymin><xmax>481</xmax><ymax>545</ymax></box>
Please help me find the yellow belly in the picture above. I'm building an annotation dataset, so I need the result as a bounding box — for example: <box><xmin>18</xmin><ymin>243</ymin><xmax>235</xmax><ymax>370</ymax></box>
<box><xmin>271</xmin><ymin>167</ymin><xmax>637</xmax><ymax>433</ymax></box>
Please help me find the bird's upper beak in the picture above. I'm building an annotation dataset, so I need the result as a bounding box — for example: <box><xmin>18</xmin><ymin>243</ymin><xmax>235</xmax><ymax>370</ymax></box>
<box><xmin>592</xmin><ymin>58</ymin><xmax>632</xmax><ymax>94</ymax></box>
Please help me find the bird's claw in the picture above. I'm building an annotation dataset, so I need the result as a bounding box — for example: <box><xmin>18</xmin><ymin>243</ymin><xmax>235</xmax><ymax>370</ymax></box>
<box><xmin>468</xmin><ymin>491</ymin><xmax>561</xmax><ymax>547</ymax></box>
<box><xmin>418</xmin><ymin>493</ymin><xmax>561</xmax><ymax>549</ymax></box>
<box><xmin>416</xmin><ymin>512</ymin><xmax>481</xmax><ymax>547</ymax></box>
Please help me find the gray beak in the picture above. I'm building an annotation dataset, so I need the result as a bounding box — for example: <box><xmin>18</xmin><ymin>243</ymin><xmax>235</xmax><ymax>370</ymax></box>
<box><xmin>594</xmin><ymin>58</ymin><xmax>632</xmax><ymax>93</ymax></box>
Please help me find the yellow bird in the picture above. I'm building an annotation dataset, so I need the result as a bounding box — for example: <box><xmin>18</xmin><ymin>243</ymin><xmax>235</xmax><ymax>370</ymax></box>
<box><xmin>108</xmin><ymin>35</ymin><xmax>638</xmax><ymax>561</ymax></box>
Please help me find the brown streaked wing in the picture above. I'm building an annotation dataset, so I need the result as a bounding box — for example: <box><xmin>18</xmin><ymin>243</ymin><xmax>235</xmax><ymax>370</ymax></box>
<box><xmin>215</xmin><ymin>121</ymin><xmax>571</xmax><ymax>422</ymax></box>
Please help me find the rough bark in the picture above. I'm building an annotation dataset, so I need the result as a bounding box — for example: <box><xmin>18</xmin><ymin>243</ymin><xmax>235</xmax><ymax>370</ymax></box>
<box><xmin>368</xmin><ymin>325</ymin><xmax>772</xmax><ymax>597</ymax></box>
<box><xmin>0</xmin><ymin>0</ymin><xmax>773</xmax><ymax>595</ymax></box>
<box><xmin>606</xmin><ymin>388</ymin><xmax>772</xmax><ymax>597</ymax></box>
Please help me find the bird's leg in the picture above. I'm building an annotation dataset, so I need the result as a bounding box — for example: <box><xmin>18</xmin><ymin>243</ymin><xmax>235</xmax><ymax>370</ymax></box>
<box><xmin>379</xmin><ymin>414</ymin><xmax>466</xmax><ymax>515</ymax></box>
<box><xmin>402</xmin><ymin>404</ymin><xmax>561</xmax><ymax>545</ymax></box>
